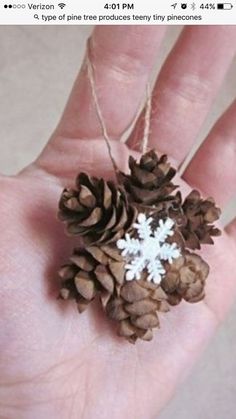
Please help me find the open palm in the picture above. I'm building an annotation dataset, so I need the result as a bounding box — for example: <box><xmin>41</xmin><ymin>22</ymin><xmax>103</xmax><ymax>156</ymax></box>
<box><xmin>1</xmin><ymin>26</ymin><xmax>236</xmax><ymax>419</ymax></box>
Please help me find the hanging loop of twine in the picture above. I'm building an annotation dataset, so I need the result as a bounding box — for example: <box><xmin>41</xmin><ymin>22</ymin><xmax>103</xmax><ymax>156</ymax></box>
<box><xmin>86</xmin><ymin>37</ymin><xmax>152</xmax><ymax>175</ymax></box>
<box><xmin>142</xmin><ymin>83</ymin><xmax>152</xmax><ymax>154</ymax></box>
<box><xmin>86</xmin><ymin>38</ymin><xmax>119</xmax><ymax>176</ymax></box>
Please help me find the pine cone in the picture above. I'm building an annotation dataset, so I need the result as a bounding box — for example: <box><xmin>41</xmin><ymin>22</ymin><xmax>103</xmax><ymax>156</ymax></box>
<box><xmin>59</xmin><ymin>245</ymin><xmax>125</xmax><ymax>312</ymax></box>
<box><xmin>106</xmin><ymin>279</ymin><xmax>169</xmax><ymax>343</ymax></box>
<box><xmin>118</xmin><ymin>150</ymin><xmax>178</xmax><ymax>207</ymax></box>
<box><xmin>180</xmin><ymin>190</ymin><xmax>221</xmax><ymax>249</ymax></box>
<box><xmin>161</xmin><ymin>253</ymin><xmax>209</xmax><ymax>305</ymax></box>
<box><xmin>58</xmin><ymin>173</ymin><xmax>137</xmax><ymax>245</ymax></box>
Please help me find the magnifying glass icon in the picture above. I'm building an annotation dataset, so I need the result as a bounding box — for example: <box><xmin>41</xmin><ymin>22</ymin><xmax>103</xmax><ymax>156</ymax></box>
<box><xmin>34</xmin><ymin>14</ymin><xmax>39</xmax><ymax>19</ymax></box>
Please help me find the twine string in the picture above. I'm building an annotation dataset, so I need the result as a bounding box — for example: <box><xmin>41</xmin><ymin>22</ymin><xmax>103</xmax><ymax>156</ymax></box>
<box><xmin>86</xmin><ymin>40</ymin><xmax>119</xmax><ymax>175</ymax></box>
<box><xmin>86</xmin><ymin>38</ymin><xmax>152</xmax><ymax>175</ymax></box>
<box><xmin>142</xmin><ymin>83</ymin><xmax>152</xmax><ymax>154</ymax></box>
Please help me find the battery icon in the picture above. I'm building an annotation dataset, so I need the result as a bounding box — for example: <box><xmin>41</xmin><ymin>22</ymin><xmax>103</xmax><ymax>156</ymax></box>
<box><xmin>217</xmin><ymin>3</ymin><xmax>233</xmax><ymax>9</ymax></box>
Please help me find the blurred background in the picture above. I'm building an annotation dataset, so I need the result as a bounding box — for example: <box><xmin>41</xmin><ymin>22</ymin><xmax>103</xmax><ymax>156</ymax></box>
<box><xmin>0</xmin><ymin>26</ymin><xmax>236</xmax><ymax>419</ymax></box>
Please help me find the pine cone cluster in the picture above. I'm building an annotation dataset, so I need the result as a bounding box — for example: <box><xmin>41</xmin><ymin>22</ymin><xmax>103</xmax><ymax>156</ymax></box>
<box><xmin>58</xmin><ymin>150</ymin><xmax>221</xmax><ymax>343</ymax></box>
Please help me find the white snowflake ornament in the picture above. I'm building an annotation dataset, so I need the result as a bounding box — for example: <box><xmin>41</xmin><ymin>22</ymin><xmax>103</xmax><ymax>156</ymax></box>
<box><xmin>117</xmin><ymin>213</ymin><xmax>181</xmax><ymax>284</ymax></box>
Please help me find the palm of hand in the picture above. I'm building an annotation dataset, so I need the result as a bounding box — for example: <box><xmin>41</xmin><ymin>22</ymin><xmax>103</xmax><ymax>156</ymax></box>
<box><xmin>1</xmin><ymin>139</ymin><xmax>235</xmax><ymax>419</ymax></box>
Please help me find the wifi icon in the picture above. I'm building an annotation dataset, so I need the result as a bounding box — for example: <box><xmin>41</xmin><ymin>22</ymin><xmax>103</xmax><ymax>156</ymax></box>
<box><xmin>58</xmin><ymin>3</ymin><xmax>66</xmax><ymax>9</ymax></box>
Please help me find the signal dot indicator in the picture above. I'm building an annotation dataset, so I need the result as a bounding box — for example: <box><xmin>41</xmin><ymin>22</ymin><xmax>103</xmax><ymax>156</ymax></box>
<box><xmin>58</xmin><ymin>3</ymin><xmax>66</xmax><ymax>9</ymax></box>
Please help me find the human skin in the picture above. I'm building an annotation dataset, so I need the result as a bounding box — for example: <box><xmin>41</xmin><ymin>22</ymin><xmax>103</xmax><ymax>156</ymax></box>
<box><xmin>0</xmin><ymin>25</ymin><xmax>236</xmax><ymax>419</ymax></box>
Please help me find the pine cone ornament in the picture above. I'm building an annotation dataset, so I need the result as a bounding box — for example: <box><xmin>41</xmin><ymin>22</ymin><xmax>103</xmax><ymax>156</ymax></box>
<box><xmin>57</xmin><ymin>149</ymin><xmax>221</xmax><ymax>343</ymax></box>
<box><xmin>180</xmin><ymin>190</ymin><xmax>221</xmax><ymax>250</ymax></box>
<box><xmin>58</xmin><ymin>172</ymin><xmax>137</xmax><ymax>245</ymax></box>
<box><xmin>118</xmin><ymin>150</ymin><xmax>178</xmax><ymax>207</ymax></box>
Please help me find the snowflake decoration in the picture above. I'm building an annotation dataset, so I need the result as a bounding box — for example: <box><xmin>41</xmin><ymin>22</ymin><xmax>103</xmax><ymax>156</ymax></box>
<box><xmin>117</xmin><ymin>213</ymin><xmax>181</xmax><ymax>284</ymax></box>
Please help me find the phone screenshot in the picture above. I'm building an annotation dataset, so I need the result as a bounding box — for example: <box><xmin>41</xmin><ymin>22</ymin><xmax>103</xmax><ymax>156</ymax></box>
<box><xmin>0</xmin><ymin>2</ymin><xmax>236</xmax><ymax>419</ymax></box>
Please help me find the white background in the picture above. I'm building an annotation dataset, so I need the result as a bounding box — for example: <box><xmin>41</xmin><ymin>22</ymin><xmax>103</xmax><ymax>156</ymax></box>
<box><xmin>0</xmin><ymin>0</ymin><xmax>236</xmax><ymax>25</ymax></box>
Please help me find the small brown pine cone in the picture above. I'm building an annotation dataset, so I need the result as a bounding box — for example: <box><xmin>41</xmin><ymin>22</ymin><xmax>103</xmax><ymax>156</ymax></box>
<box><xmin>106</xmin><ymin>279</ymin><xmax>169</xmax><ymax>343</ymax></box>
<box><xmin>179</xmin><ymin>190</ymin><xmax>221</xmax><ymax>250</ymax></box>
<box><xmin>59</xmin><ymin>245</ymin><xmax>126</xmax><ymax>313</ymax></box>
<box><xmin>118</xmin><ymin>150</ymin><xmax>178</xmax><ymax>207</ymax></box>
<box><xmin>161</xmin><ymin>253</ymin><xmax>209</xmax><ymax>305</ymax></box>
<box><xmin>58</xmin><ymin>172</ymin><xmax>137</xmax><ymax>245</ymax></box>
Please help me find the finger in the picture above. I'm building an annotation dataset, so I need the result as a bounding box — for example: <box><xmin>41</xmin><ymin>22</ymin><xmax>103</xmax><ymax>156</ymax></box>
<box><xmin>203</xmin><ymin>231</ymin><xmax>236</xmax><ymax>323</ymax></box>
<box><xmin>183</xmin><ymin>99</ymin><xmax>236</xmax><ymax>206</ymax></box>
<box><xmin>127</xmin><ymin>26</ymin><xmax>236</xmax><ymax>165</ymax></box>
<box><xmin>33</xmin><ymin>26</ymin><xmax>167</xmax><ymax>181</ymax></box>
<box><xmin>55</xmin><ymin>25</ymin><xmax>166</xmax><ymax>140</ymax></box>
<box><xmin>29</xmin><ymin>139</ymin><xmax>136</xmax><ymax>184</ymax></box>
<box><xmin>225</xmin><ymin>217</ymin><xmax>236</xmax><ymax>237</ymax></box>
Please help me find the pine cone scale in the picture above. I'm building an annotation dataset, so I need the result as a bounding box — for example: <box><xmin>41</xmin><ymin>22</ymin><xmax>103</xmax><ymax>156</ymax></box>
<box><xmin>102</xmin><ymin>180</ymin><xmax>113</xmax><ymax>209</ymax></box>
<box><xmin>118</xmin><ymin>320</ymin><xmax>137</xmax><ymax>338</ymax></box>
<box><xmin>112</xmin><ymin>205</ymin><xmax>128</xmax><ymax>232</ymax></box>
<box><xmin>106</xmin><ymin>298</ymin><xmax>129</xmax><ymax>321</ymax></box>
<box><xmin>86</xmin><ymin>246</ymin><xmax>109</xmax><ymax>265</ymax></box>
<box><xmin>95</xmin><ymin>265</ymin><xmax>115</xmax><ymax>294</ymax></box>
<box><xmin>100</xmin><ymin>245</ymin><xmax>124</xmax><ymax>261</ymax></box>
<box><xmin>124</xmin><ymin>299</ymin><xmax>158</xmax><ymax>316</ymax></box>
<box><xmin>78</xmin><ymin>207</ymin><xmax>102</xmax><ymax>227</ymax></box>
<box><xmin>108</xmin><ymin>261</ymin><xmax>125</xmax><ymax>285</ymax></box>
<box><xmin>120</xmin><ymin>281</ymin><xmax>150</xmax><ymax>302</ymax></box>
<box><xmin>74</xmin><ymin>272</ymin><xmax>96</xmax><ymax>300</ymax></box>
<box><xmin>69</xmin><ymin>254</ymin><xmax>95</xmax><ymax>272</ymax></box>
<box><xmin>79</xmin><ymin>185</ymin><xmax>96</xmax><ymax>208</ymax></box>
<box><xmin>131</xmin><ymin>313</ymin><xmax>160</xmax><ymax>329</ymax></box>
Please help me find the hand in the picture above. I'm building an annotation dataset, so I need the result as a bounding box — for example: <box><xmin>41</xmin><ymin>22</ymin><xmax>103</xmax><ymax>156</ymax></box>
<box><xmin>1</xmin><ymin>26</ymin><xmax>236</xmax><ymax>419</ymax></box>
